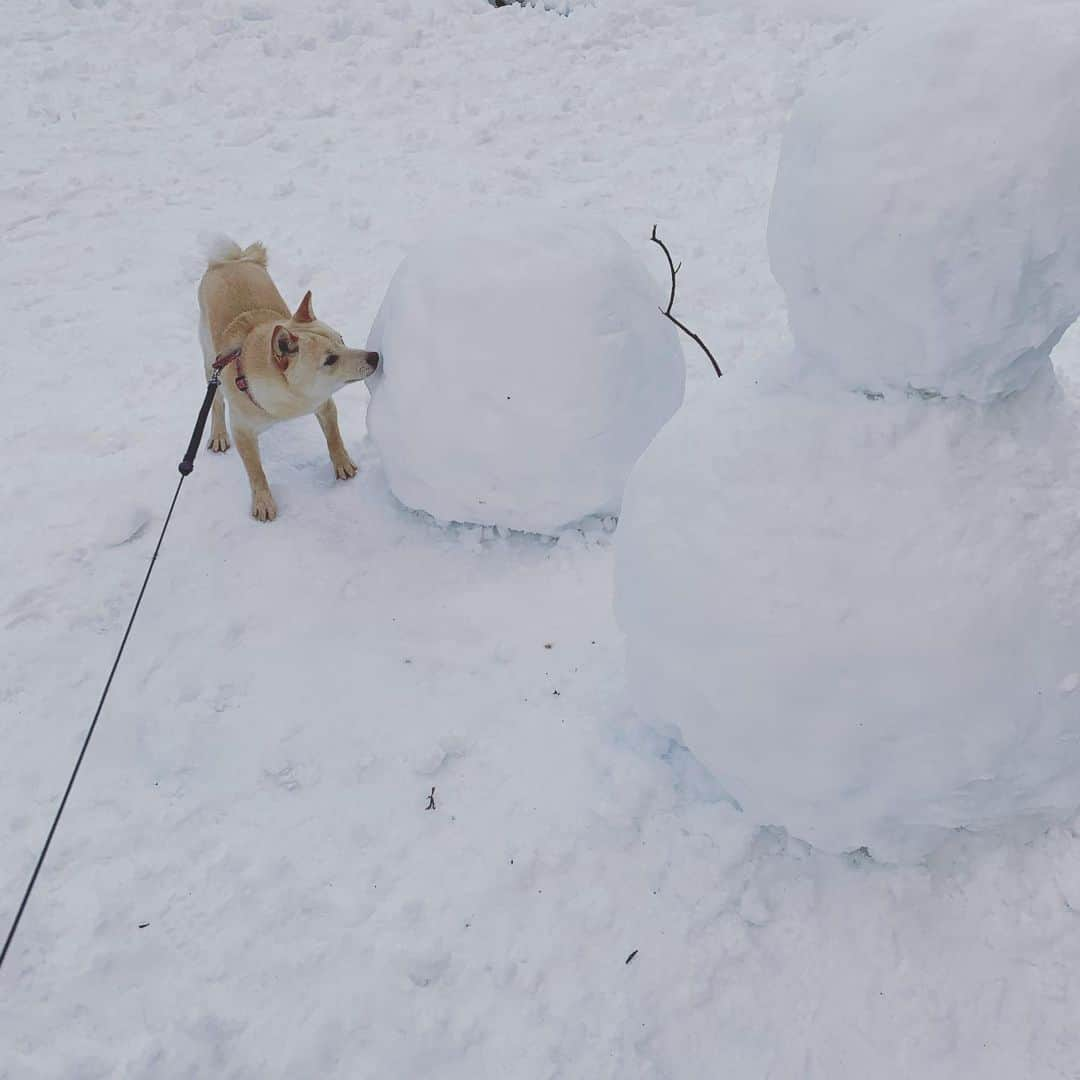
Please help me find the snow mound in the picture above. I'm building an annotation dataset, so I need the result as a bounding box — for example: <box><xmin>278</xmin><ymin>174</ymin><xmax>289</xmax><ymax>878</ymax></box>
<box><xmin>616</xmin><ymin>0</ymin><xmax>1080</xmax><ymax>861</ymax></box>
<box><xmin>366</xmin><ymin>213</ymin><xmax>684</xmax><ymax>534</ymax></box>
<box><xmin>615</xmin><ymin>379</ymin><xmax>1080</xmax><ymax>859</ymax></box>
<box><xmin>768</xmin><ymin>0</ymin><xmax>1080</xmax><ymax>402</ymax></box>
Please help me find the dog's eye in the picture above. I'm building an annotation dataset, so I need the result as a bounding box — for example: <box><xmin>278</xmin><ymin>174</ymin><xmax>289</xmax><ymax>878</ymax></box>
<box><xmin>323</xmin><ymin>354</ymin><xmax>339</xmax><ymax>367</ymax></box>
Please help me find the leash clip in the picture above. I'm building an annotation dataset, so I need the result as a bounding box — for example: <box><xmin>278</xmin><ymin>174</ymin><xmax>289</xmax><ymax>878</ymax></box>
<box><xmin>213</xmin><ymin>347</ymin><xmax>242</xmax><ymax>373</ymax></box>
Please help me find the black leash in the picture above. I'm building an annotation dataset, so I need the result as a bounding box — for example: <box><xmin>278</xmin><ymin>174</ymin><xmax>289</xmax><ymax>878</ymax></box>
<box><xmin>0</xmin><ymin>372</ymin><xmax>222</xmax><ymax>975</ymax></box>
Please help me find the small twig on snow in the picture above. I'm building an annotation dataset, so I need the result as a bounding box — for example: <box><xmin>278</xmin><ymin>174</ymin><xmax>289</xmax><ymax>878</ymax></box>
<box><xmin>650</xmin><ymin>226</ymin><xmax>722</xmax><ymax>379</ymax></box>
<box><xmin>425</xmin><ymin>787</ymin><xmax>436</xmax><ymax>811</ymax></box>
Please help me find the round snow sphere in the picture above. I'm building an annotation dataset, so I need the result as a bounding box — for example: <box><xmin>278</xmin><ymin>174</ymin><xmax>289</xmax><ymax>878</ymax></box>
<box><xmin>615</xmin><ymin>379</ymin><xmax>1080</xmax><ymax>860</ymax></box>
<box><xmin>365</xmin><ymin>213</ymin><xmax>684</xmax><ymax>534</ymax></box>
<box><xmin>767</xmin><ymin>1</ymin><xmax>1080</xmax><ymax>402</ymax></box>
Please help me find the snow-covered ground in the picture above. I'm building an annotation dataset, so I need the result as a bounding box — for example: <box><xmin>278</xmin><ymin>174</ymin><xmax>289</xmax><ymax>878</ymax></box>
<box><xmin>3</xmin><ymin>1</ymin><xmax>1079</xmax><ymax>1076</ymax></box>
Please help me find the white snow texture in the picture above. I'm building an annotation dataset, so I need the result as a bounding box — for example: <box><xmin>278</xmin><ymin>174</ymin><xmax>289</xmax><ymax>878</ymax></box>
<box><xmin>616</xmin><ymin>0</ymin><xmax>1080</xmax><ymax>859</ymax></box>
<box><xmin>616</xmin><ymin>378</ymin><xmax>1080</xmax><ymax>859</ymax></box>
<box><xmin>768</xmin><ymin>0</ymin><xmax>1080</xmax><ymax>402</ymax></box>
<box><xmin>367</xmin><ymin>213</ymin><xmax>685</xmax><ymax>533</ymax></box>
<box><xmin>6</xmin><ymin>0</ymin><xmax>1080</xmax><ymax>1076</ymax></box>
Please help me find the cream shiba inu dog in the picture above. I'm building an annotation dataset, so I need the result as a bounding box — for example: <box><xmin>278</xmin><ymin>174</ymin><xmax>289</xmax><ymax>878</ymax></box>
<box><xmin>197</xmin><ymin>239</ymin><xmax>379</xmax><ymax>521</ymax></box>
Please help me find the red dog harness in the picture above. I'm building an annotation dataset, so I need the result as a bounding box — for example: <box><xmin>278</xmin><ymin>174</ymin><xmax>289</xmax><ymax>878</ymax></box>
<box><xmin>212</xmin><ymin>347</ymin><xmax>264</xmax><ymax>411</ymax></box>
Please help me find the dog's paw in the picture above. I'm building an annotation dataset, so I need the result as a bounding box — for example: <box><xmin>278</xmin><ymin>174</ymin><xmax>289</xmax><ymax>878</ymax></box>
<box><xmin>251</xmin><ymin>490</ymin><xmax>278</xmax><ymax>522</ymax></box>
<box><xmin>207</xmin><ymin>431</ymin><xmax>231</xmax><ymax>453</ymax></box>
<box><xmin>333</xmin><ymin>455</ymin><xmax>358</xmax><ymax>480</ymax></box>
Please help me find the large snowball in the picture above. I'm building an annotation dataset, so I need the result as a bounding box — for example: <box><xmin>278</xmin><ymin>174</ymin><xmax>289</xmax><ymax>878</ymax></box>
<box><xmin>615</xmin><ymin>380</ymin><xmax>1080</xmax><ymax>859</ymax></box>
<box><xmin>366</xmin><ymin>214</ymin><xmax>684</xmax><ymax>533</ymax></box>
<box><xmin>768</xmin><ymin>1</ymin><xmax>1080</xmax><ymax>402</ymax></box>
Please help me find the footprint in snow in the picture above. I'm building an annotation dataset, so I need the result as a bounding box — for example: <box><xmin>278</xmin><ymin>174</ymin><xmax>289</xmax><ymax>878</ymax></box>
<box><xmin>100</xmin><ymin>505</ymin><xmax>152</xmax><ymax>548</ymax></box>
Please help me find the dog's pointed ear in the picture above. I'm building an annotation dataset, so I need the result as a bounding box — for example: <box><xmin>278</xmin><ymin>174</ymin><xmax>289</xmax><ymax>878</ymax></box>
<box><xmin>271</xmin><ymin>325</ymin><xmax>300</xmax><ymax>371</ymax></box>
<box><xmin>294</xmin><ymin>290</ymin><xmax>316</xmax><ymax>324</ymax></box>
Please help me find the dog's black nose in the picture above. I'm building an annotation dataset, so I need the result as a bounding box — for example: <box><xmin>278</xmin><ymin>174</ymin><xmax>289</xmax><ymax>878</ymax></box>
<box><xmin>369</xmin><ymin>352</ymin><xmax>380</xmax><ymax>370</ymax></box>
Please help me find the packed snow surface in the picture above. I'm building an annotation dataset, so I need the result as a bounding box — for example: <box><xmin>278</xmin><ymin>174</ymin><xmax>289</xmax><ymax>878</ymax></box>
<box><xmin>616</xmin><ymin>374</ymin><xmax>1080</xmax><ymax>858</ymax></box>
<box><xmin>366</xmin><ymin>213</ymin><xmax>684</xmax><ymax>533</ymax></box>
<box><xmin>3</xmin><ymin>0</ymin><xmax>1080</xmax><ymax>1077</ymax></box>
<box><xmin>768</xmin><ymin>0</ymin><xmax>1080</xmax><ymax>401</ymax></box>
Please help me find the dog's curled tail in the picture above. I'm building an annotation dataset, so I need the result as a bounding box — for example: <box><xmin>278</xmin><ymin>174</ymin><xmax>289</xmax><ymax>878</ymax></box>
<box><xmin>203</xmin><ymin>235</ymin><xmax>268</xmax><ymax>269</ymax></box>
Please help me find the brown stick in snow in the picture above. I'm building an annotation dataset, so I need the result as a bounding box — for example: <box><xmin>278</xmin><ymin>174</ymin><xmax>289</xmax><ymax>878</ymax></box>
<box><xmin>650</xmin><ymin>226</ymin><xmax>722</xmax><ymax>379</ymax></box>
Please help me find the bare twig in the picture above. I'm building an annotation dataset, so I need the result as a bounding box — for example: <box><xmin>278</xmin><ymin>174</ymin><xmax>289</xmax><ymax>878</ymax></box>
<box><xmin>650</xmin><ymin>226</ymin><xmax>722</xmax><ymax>379</ymax></box>
<box><xmin>425</xmin><ymin>787</ymin><xmax>436</xmax><ymax>811</ymax></box>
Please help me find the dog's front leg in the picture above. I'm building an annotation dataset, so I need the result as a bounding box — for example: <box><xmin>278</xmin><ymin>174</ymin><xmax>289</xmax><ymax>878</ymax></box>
<box><xmin>233</xmin><ymin>426</ymin><xmax>277</xmax><ymax>521</ymax></box>
<box><xmin>202</xmin><ymin>355</ymin><xmax>231</xmax><ymax>452</ymax></box>
<box><xmin>315</xmin><ymin>399</ymin><xmax>358</xmax><ymax>480</ymax></box>
<box><xmin>207</xmin><ymin>391</ymin><xmax>231</xmax><ymax>453</ymax></box>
